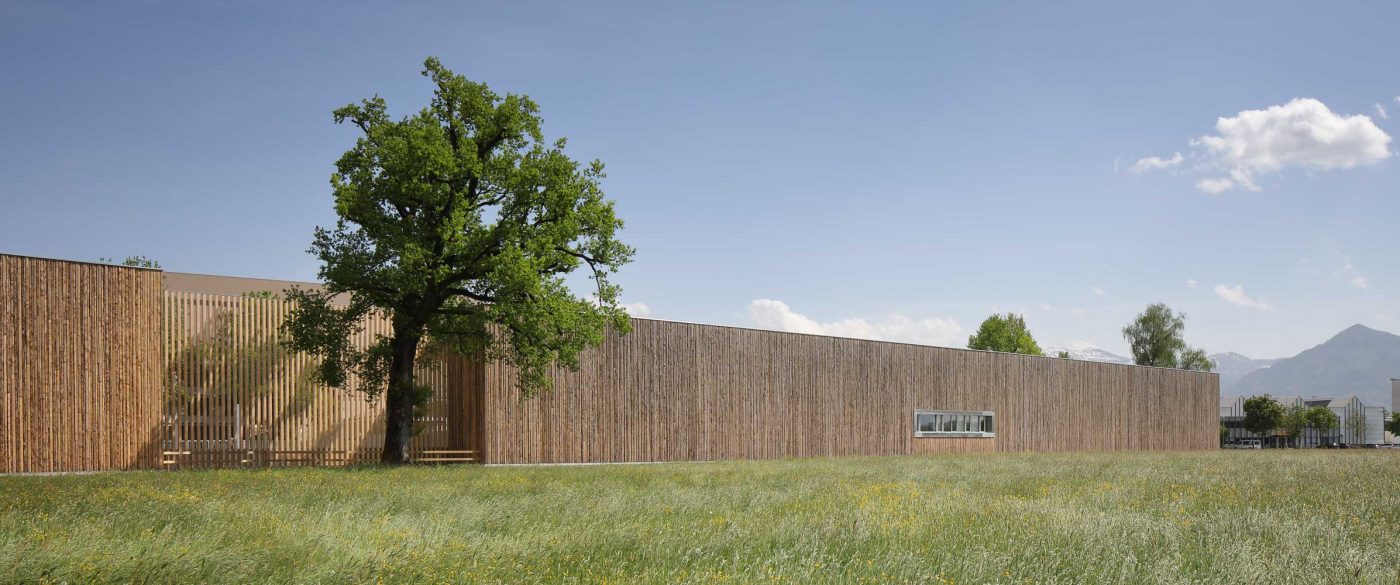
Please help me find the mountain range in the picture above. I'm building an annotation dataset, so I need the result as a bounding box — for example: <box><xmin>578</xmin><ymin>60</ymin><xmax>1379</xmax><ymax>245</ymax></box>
<box><xmin>1228</xmin><ymin>324</ymin><xmax>1400</xmax><ymax>408</ymax></box>
<box><xmin>1209</xmin><ymin>352</ymin><xmax>1277</xmax><ymax>390</ymax></box>
<box><xmin>1048</xmin><ymin>324</ymin><xmax>1400</xmax><ymax>408</ymax></box>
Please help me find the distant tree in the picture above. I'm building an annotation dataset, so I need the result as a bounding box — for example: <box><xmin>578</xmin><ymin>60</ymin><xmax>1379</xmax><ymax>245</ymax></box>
<box><xmin>1121</xmin><ymin>303</ymin><xmax>1215</xmax><ymax>371</ymax></box>
<box><xmin>1307</xmin><ymin>407</ymin><xmax>1340</xmax><ymax>444</ymax></box>
<box><xmin>967</xmin><ymin>313</ymin><xmax>1043</xmax><ymax>356</ymax></box>
<box><xmin>1387</xmin><ymin>410</ymin><xmax>1400</xmax><ymax>437</ymax></box>
<box><xmin>1241</xmin><ymin>394</ymin><xmax>1284</xmax><ymax>445</ymax></box>
<box><xmin>1343</xmin><ymin>409</ymin><xmax>1367</xmax><ymax>443</ymax></box>
<box><xmin>99</xmin><ymin>255</ymin><xmax>160</xmax><ymax>269</ymax></box>
<box><xmin>1219</xmin><ymin>423</ymin><xmax>1229</xmax><ymax>445</ymax></box>
<box><xmin>1056</xmin><ymin>350</ymin><xmax>1071</xmax><ymax>359</ymax></box>
<box><xmin>1281</xmin><ymin>405</ymin><xmax>1339</xmax><ymax>447</ymax></box>
<box><xmin>1178</xmin><ymin>347</ymin><xmax>1215</xmax><ymax>372</ymax></box>
<box><xmin>282</xmin><ymin>57</ymin><xmax>633</xmax><ymax>464</ymax></box>
<box><xmin>1279</xmin><ymin>405</ymin><xmax>1308</xmax><ymax>448</ymax></box>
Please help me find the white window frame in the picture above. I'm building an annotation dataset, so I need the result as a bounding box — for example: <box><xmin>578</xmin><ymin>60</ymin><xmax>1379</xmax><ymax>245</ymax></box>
<box><xmin>912</xmin><ymin>410</ymin><xmax>995</xmax><ymax>438</ymax></box>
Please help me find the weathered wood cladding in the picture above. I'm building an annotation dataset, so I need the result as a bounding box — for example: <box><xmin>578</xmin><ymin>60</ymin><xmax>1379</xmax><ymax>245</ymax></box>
<box><xmin>0</xmin><ymin>255</ymin><xmax>163</xmax><ymax>473</ymax></box>
<box><xmin>482</xmin><ymin>319</ymin><xmax>1219</xmax><ymax>463</ymax></box>
<box><xmin>162</xmin><ymin>290</ymin><xmax>479</xmax><ymax>467</ymax></box>
<box><xmin>2</xmin><ymin>255</ymin><xmax>1217</xmax><ymax>471</ymax></box>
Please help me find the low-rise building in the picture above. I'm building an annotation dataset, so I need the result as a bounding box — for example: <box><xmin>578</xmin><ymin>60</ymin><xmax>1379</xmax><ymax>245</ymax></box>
<box><xmin>1221</xmin><ymin>393</ymin><xmax>1387</xmax><ymax>447</ymax></box>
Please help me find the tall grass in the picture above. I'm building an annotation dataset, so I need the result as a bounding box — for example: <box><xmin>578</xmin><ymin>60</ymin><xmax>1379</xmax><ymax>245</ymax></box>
<box><xmin>1</xmin><ymin>451</ymin><xmax>1397</xmax><ymax>583</ymax></box>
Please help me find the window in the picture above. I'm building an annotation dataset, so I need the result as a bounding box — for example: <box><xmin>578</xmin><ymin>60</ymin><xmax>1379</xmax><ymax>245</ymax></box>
<box><xmin>913</xmin><ymin>410</ymin><xmax>995</xmax><ymax>438</ymax></box>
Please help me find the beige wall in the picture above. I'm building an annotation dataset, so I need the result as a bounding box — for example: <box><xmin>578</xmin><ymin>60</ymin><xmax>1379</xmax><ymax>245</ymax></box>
<box><xmin>165</xmin><ymin>271</ymin><xmax>319</xmax><ymax>296</ymax></box>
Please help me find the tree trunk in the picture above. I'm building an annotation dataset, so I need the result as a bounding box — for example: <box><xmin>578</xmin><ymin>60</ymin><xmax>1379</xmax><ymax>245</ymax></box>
<box><xmin>381</xmin><ymin>331</ymin><xmax>422</xmax><ymax>464</ymax></box>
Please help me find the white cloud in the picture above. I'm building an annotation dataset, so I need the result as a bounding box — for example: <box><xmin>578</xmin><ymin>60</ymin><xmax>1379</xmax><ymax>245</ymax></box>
<box><xmin>1339</xmin><ymin>262</ymin><xmax>1367</xmax><ymax>290</ymax></box>
<box><xmin>747</xmin><ymin>299</ymin><xmax>963</xmax><ymax>347</ymax></box>
<box><xmin>1191</xmin><ymin>98</ymin><xmax>1391</xmax><ymax>193</ymax></box>
<box><xmin>1213</xmin><ymin>284</ymin><xmax>1273</xmax><ymax>310</ymax></box>
<box><xmin>1129</xmin><ymin>152</ymin><xmax>1184</xmax><ymax>173</ymax></box>
<box><xmin>1187</xmin><ymin>278</ymin><xmax>1198</xmax><ymax>288</ymax></box>
<box><xmin>1376</xmin><ymin>103</ymin><xmax>1390</xmax><ymax>121</ymax></box>
<box><xmin>621</xmin><ymin>302</ymin><xmax>652</xmax><ymax>317</ymax></box>
<box><xmin>1038</xmin><ymin>303</ymin><xmax>1052</xmax><ymax>311</ymax></box>
<box><xmin>1196</xmin><ymin>176</ymin><xmax>1237</xmax><ymax>195</ymax></box>
<box><xmin>1091</xmin><ymin>286</ymin><xmax>1106</xmax><ymax>297</ymax></box>
<box><xmin>1071</xmin><ymin>308</ymin><xmax>1087</xmax><ymax>318</ymax></box>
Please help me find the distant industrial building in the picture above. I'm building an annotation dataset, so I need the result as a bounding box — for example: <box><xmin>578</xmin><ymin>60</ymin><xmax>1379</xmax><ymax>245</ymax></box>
<box><xmin>1221</xmin><ymin>393</ymin><xmax>1387</xmax><ymax>447</ymax></box>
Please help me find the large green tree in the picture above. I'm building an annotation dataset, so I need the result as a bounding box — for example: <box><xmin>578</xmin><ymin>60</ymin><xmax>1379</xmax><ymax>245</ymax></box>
<box><xmin>1241</xmin><ymin>394</ymin><xmax>1284</xmax><ymax>444</ymax></box>
<box><xmin>966</xmin><ymin>313</ymin><xmax>1043</xmax><ymax>356</ymax></box>
<box><xmin>283</xmin><ymin>58</ymin><xmax>633</xmax><ymax>464</ymax></box>
<box><xmin>1121</xmin><ymin>303</ymin><xmax>1215</xmax><ymax>371</ymax></box>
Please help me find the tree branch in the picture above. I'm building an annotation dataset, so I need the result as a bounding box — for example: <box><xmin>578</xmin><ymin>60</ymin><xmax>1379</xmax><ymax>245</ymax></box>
<box><xmin>443</xmin><ymin>289</ymin><xmax>496</xmax><ymax>304</ymax></box>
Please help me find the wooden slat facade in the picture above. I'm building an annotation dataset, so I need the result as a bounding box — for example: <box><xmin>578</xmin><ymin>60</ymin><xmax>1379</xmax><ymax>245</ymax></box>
<box><xmin>161</xmin><ymin>290</ymin><xmax>479</xmax><ymax>468</ymax></box>
<box><xmin>481</xmin><ymin>319</ymin><xmax>1219</xmax><ymax>463</ymax></box>
<box><xmin>2</xmin><ymin>257</ymin><xmax>1217</xmax><ymax>471</ymax></box>
<box><xmin>0</xmin><ymin>254</ymin><xmax>163</xmax><ymax>473</ymax></box>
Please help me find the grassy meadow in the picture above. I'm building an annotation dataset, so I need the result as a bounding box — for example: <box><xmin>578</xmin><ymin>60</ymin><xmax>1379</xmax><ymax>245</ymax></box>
<box><xmin>1</xmin><ymin>450</ymin><xmax>1397</xmax><ymax>584</ymax></box>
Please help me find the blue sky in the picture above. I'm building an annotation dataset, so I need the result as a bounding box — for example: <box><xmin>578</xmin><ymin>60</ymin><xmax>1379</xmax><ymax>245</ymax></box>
<box><xmin>2</xmin><ymin>1</ymin><xmax>1396</xmax><ymax>359</ymax></box>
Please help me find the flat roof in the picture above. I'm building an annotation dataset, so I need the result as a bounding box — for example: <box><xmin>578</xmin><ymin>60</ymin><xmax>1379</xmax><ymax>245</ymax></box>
<box><xmin>163</xmin><ymin>271</ymin><xmax>325</xmax><ymax>297</ymax></box>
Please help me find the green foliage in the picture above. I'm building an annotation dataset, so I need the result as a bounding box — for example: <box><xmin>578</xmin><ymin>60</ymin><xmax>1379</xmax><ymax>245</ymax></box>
<box><xmin>283</xmin><ymin>56</ymin><xmax>633</xmax><ymax>408</ymax></box>
<box><xmin>1306</xmin><ymin>407</ymin><xmax>1339</xmax><ymax>433</ymax></box>
<box><xmin>1177</xmin><ymin>347</ymin><xmax>1215</xmax><ymax>372</ymax></box>
<box><xmin>1122</xmin><ymin>303</ymin><xmax>1215</xmax><ymax>371</ymax></box>
<box><xmin>1242</xmin><ymin>394</ymin><xmax>1284</xmax><ymax>438</ymax></box>
<box><xmin>99</xmin><ymin>255</ymin><xmax>161</xmax><ymax>269</ymax></box>
<box><xmin>1279</xmin><ymin>405</ymin><xmax>1308</xmax><ymax>443</ymax></box>
<box><xmin>1056</xmin><ymin>350</ymin><xmax>1071</xmax><ymax>359</ymax></box>
<box><xmin>1387</xmin><ymin>410</ymin><xmax>1400</xmax><ymax>436</ymax></box>
<box><xmin>966</xmin><ymin>313</ymin><xmax>1043</xmax><ymax>356</ymax></box>
<box><xmin>1278</xmin><ymin>405</ymin><xmax>1339</xmax><ymax>447</ymax></box>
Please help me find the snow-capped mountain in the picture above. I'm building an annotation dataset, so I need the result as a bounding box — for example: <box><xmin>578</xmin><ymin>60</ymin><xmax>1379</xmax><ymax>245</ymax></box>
<box><xmin>1043</xmin><ymin>346</ymin><xmax>1133</xmax><ymax>364</ymax></box>
<box><xmin>1208</xmin><ymin>352</ymin><xmax>1276</xmax><ymax>390</ymax></box>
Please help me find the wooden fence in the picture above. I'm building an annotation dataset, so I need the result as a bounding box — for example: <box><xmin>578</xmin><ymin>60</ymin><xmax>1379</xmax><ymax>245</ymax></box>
<box><xmin>161</xmin><ymin>290</ymin><xmax>477</xmax><ymax>467</ymax></box>
<box><xmin>0</xmin><ymin>255</ymin><xmax>163</xmax><ymax>473</ymax></box>
<box><xmin>482</xmin><ymin>319</ymin><xmax>1220</xmax><ymax>463</ymax></box>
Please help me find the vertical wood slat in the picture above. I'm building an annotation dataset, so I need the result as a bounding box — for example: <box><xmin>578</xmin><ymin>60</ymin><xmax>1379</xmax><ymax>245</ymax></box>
<box><xmin>160</xmin><ymin>289</ymin><xmax>470</xmax><ymax>468</ymax></box>
<box><xmin>0</xmin><ymin>254</ymin><xmax>162</xmax><ymax>473</ymax></box>
<box><xmin>483</xmin><ymin>318</ymin><xmax>1219</xmax><ymax>464</ymax></box>
<box><xmin>2</xmin><ymin>253</ymin><xmax>1216</xmax><ymax>471</ymax></box>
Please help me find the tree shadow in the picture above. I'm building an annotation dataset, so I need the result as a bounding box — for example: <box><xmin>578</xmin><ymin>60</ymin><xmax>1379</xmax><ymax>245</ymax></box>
<box><xmin>156</xmin><ymin>293</ymin><xmax>462</xmax><ymax>469</ymax></box>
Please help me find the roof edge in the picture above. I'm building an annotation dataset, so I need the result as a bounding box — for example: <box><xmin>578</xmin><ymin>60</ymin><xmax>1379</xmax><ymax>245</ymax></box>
<box><xmin>0</xmin><ymin>251</ymin><xmax>162</xmax><ymax>272</ymax></box>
